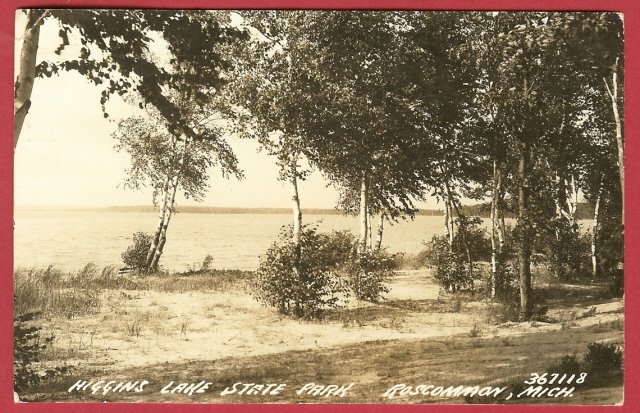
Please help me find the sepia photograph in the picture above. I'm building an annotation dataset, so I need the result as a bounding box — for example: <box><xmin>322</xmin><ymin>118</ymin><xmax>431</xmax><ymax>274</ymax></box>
<box><xmin>9</xmin><ymin>5</ymin><xmax>628</xmax><ymax>407</ymax></box>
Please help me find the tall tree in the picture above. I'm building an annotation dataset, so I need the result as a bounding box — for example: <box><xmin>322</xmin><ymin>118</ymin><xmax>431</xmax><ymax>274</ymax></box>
<box><xmin>299</xmin><ymin>12</ymin><xmax>437</xmax><ymax>252</ymax></box>
<box><xmin>107</xmin><ymin>10</ymin><xmax>246</xmax><ymax>271</ymax></box>
<box><xmin>464</xmin><ymin>11</ymin><xmax>623</xmax><ymax>317</ymax></box>
<box><xmin>15</xmin><ymin>9</ymin><xmax>248</xmax><ymax>150</ymax></box>
<box><xmin>113</xmin><ymin>104</ymin><xmax>241</xmax><ymax>271</ymax></box>
<box><xmin>233</xmin><ymin>11</ymin><xmax>319</xmax><ymax>248</ymax></box>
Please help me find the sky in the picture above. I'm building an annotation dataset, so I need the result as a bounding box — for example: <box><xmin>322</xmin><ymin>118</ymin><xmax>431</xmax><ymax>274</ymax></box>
<box><xmin>13</xmin><ymin>11</ymin><xmax>445</xmax><ymax>210</ymax></box>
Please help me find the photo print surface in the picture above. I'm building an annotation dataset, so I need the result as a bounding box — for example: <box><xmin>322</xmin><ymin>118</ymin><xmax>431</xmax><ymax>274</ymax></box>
<box><xmin>13</xmin><ymin>9</ymin><xmax>624</xmax><ymax>404</ymax></box>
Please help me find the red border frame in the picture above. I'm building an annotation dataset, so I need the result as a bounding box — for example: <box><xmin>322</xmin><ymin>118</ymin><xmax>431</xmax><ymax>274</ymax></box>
<box><xmin>1</xmin><ymin>1</ymin><xmax>638</xmax><ymax>412</ymax></box>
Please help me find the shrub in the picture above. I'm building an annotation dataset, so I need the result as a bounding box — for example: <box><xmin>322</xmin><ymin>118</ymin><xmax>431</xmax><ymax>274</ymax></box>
<box><xmin>584</xmin><ymin>342</ymin><xmax>623</xmax><ymax>378</ymax></box>
<box><xmin>201</xmin><ymin>254</ymin><xmax>214</xmax><ymax>271</ymax></box>
<box><xmin>596</xmin><ymin>217</ymin><xmax>624</xmax><ymax>296</ymax></box>
<box><xmin>319</xmin><ymin>230</ymin><xmax>357</xmax><ymax>266</ymax></box>
<box><xmin>537</xmin><ymin>218</ymin><xmax>590</xmax><ymax>281</ymax></box>
<box><xmin>121</xmin><ymin>231</ymin><xmax>152</xmax><ymax>270</ymax></box>
<box><xmin>405</xmin><ymin>248</ymin><xmax>431</xmax><ymax>269</ymax></box>
<box><xmin>546</xmin><ymin>354</ymin><xmax>581</xmax><ymax>376</ymax></box>
<box><xmin>425</xmin><ymin>236</ymin><xmax>472</xmax><ymax>293</ymax></box>
<box><xmin>454</xmin><ymin>216</ymin><xmax>492</xmax><ymax>262</ymax></box>
<box><xmin>254</xmin><ymin>225</ymin><xmax>349</xmax><ymax>319</ymax></box>
<box><xmin>344</xmin><ymin>249</ymin><xmax>397</xmax><ymax>302</ymax></box>
<box><xmin>492</xmin><ymin>259</ymin><xmax>520</xmax><ymax>303</ymax></box>
<box><xmin>14</xmin><ymin>312</ymin><xmax>70</xmax><ymax>394</ymax></box>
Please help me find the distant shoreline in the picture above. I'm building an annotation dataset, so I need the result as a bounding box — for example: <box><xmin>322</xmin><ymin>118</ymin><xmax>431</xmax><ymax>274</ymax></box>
<box><xmin>15</xmin><ymin>202</ymin><xmax>597</xmax><ymax>219</ymax></box>
<box><xmin>14</xmin><ymin>205</ymin><xmax>446</xmax><ymax>216</ymax></box>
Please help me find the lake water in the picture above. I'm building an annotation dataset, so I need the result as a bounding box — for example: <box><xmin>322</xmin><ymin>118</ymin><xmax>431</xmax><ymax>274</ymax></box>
<box><xmin>14</xmin><ymin>209</ymin><xmax>462</xmax><ymax>272</ymax></box>
<box><xmin>14</xmin><ymin>209</ymin><xmax>592</xmax><ymax>272</ymax></box>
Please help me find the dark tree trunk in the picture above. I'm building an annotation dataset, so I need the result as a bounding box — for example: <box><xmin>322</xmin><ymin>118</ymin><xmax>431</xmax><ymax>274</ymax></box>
<box><xmin>490</xmin><ymin>160</ymin><xmax>500</xmax><ymax>299</ymax></box>
<box><xmin>444</xmin><ymin>182</ymin><xmax>474</xmax><ymax>287</ymax></box>
<box><xmin>517</xmin><ymin>148</ymin><xmax>533</xmax><ymax>320</ymax></box>
<box><xmin>375</xmin><ymin>213</ymin><xmax>384</xmax><ymax>251</ymax></box>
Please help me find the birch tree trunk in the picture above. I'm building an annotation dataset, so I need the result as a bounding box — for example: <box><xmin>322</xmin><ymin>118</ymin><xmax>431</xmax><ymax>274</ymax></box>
<box><xmin>358</xmin><ymin>173</ymin><xmax>368</xmax><ymax>253</ymax></box>
<box><xmin>149</xmin><ymin>137</ymin><xmax>187</xmax><ymax>270</ymax></box>
<box><xmin>444</xmin><ymin>194</ymin><xmax>451</xmax><ymax>247</ymax></box>
<box><xmin>375</xmin><ymin>213</ymin><xmax>384</xmax><ymax>251</ymax></box>
<box><xmin>568</xmin><ymin>176</ymin><xmax>578</xmax><ymax>223</ymax></box>
<box><xmin>517</xmin><ymin>148</ymin><xmax>533</xmax><ymax>320</ymax></box>
<box><xmin>591</xmin><ymin>185</ymin><xmax>602</xmax><ymax>277</ymax></box>
<box><xmin>604</xmin><ymin>60</ymin><xmax>624</xmax><ymax>226</ymax></box>
<box><xmin>290</xmin><ymin>156</ymin><xmax>302</xmax><ymax>246</ymax></box>
<box><xmin>145</xmin><ymin>135</ymin><xmax>178</xmax><ymax>270</ymax></box>
<box><xmin>367</xmin><ymin>210</ymin><xmax>373</xmax><ymax>251</ymax></box>
<box><xmin>496</xmin><ymin>174</ymin><xmax>506</xmax><ymax>254</ymax></box>
<box><xmin>145</xmin><ymin>175</ymin><xmax>171</xmax><ymax>270</ymax></box>
<box><xmin>150</xmin><ymin>174</ymin><xmax>179</xmax><ymax>270</ymax></box>
<box><xmin>444</xmin><ymin>181</ymin><xmax>473</xmax><ymax>286</ymax></box>
<box><xmin>449</xmin><ymin>199</ymin><xmax>456</xmax><ymax>246</ymax></box>
<box><xmin>444</xmin><ymin>192</ymin><xmax>455</xmax><ymax>248</ymax></box>
<box><xmin>490</xmin><ymin>160</ymin><xmax>499</xmax><ymax>299</ymax></box>
<box><xmin>14</xmin><ymin>10</ymin><xmax>44</xmax><ymax>149</ymax></box>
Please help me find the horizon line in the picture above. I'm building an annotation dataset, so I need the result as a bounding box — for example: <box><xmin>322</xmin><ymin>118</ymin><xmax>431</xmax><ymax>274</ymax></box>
<box><xmin>14</xmin><ymin>204</ymin><xmax>447</xmax><ymax>214</ymax></box>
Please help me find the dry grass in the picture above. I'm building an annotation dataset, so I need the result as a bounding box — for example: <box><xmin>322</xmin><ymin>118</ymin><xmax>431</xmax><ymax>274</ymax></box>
<box><xmin>15</xmin><ymin>268</ymin><xmax>623</xmax><ymax>405</ymax></box>
<box><xmin>14</xmin><ymin>264</ymin><xmax>253</xmax><ymax>318</ymax></box>
<box><xmin>27</xmin><ymin>321</ymin><xmax>623</xmax><ymax>404</ymax></box>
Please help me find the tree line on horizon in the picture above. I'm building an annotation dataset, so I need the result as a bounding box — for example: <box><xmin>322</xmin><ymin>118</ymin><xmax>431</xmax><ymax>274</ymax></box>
<box><xmin>14</xmin><ymin>10</ymin><xmax>623</xmax><ymax>320</ymax></box>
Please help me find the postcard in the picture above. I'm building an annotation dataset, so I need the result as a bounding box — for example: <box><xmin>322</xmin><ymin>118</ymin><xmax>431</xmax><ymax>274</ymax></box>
<box><xmin>4</xmin><ymin>2</ymin><xmax>635</xmax><ymax>411</ymax></box>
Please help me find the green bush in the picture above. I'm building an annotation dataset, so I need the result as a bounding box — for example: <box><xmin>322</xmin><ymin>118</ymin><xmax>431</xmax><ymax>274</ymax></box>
<box><xmin>201</xmin><ymin>254</ymin><xmax>214</xmax><ymax>271</ymax></box>
<box><xmin>454</xmin><ymin>216</ymin><xmax>492</xmax><ymax>262</ymax></box>
<box><xmin>320</xmin><ymin>230</ymin><xmax>357</xmax><ymax>265</ymax></box>
<box><xmin>546</xmin><ymin>354</ymin><xmax>581</xmax><ymax>375</ymax></box>
<box><xmin>14</xmin><ymin>311</ymin><xmax>70</xmax><ymax>394</ymax></box>
<box><xmin>254</xmin><ymin>225</ymin><xmax>349</xmax><ymax>319</ymax></box>
<box><xmin>121</xmin><ymin>231</ymin><xmax>152</xmax><ymax>270</ymax></box>
<box><xmin>584</xmin><ymin>342</ymin><xmax>623</xmax><ymax>377</ymax></box>
<box><xmin>598</xmin><ymin>219</ymin><xmax>623</xmax><ymax>296</ymax></box>
<box><xmin>537</xmin><ymin>218</ymin><xmax>590</xmax><ymax>281</ymax></box>
<box><xmin>344</xmin><ymin>249</ymin><xmax>397</xmax><ymax>302</ymax></box>
<box><xmin>492</xmin><ymin>259</ymin><xmax>519</xmax><ymax>302</ymax></box>
<box><xmin>425</xmin><ymin>236</ymin><xmax>472</xmax><ymax>293</ymax></box>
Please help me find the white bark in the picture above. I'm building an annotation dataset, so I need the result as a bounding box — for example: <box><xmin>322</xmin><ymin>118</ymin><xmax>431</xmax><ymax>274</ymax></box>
<box><xmin>591</xmin><ymin>185</ymin><xmax>602</xmax><ymax>277</ymax></box>
<box><xmin>375</xmin><ymin>213</ymin><xmax>384</xmax><ymax>251</ymax></box>
<box><xmin>496</xmin><ymin>172</ymin><xmax>505</xmax><ymax>253</ymax></box>
<box><xmin>498</xmin><ymin>203</ymin><xmax>506</xmax><ymax>252</ymax></box>
<box><xmin>604</xmin><ymin>60</ymin><xmax>624</xmax><ymax>225</ymax></box>
<box><xmin>145</xmin><ymin>175</ymin><xmax>171</xmax><ymax>269</ymax></box>
<box><xmin>444</xmin><ymin>195</ymin><xmax>451</xmax><ymax>245</ymax></box>
<box><xmin>568</xmin><ymin>176</ymin><xmax>578</xmax><ymax>219</ymax></box>
<box><xmin>358</xmin><ymin>174</ymin><xmax>368</xmax><ymax>253</ymax></box>
<box><xmin>444</xmin><ymin>192</ymin><xmax>454</xmax><ymax>248</ymax></box>
<box><xmin>150</xmin><ymin>174</ymin><xmax>179</xmax><ymax>269</ymax></box>
<box><xmin>14</xmin><ymin>10</ymin><xmax>43</xmax><ymax>149</ymax></box>
<box><xmin>150</xmin><ymin>137</ymin><xmax>187</xmax><ymax>270</ymax></box>
<box><xmin>290</xmin><ymin>157</ymin><xmax>302</xmax><ymax>246</ymax></box>
<box><xmin>490</xmin><ymin>160</ymin><xmax>499</xmax><ymax>299</ymax></box>
<box><xmin>367</xmin><ymin>211</ymin><xmax>373</xmax><ymax>251</ymax></box>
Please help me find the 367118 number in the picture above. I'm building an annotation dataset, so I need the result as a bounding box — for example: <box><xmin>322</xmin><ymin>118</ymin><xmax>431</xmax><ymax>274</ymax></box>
<box><xmin>524</xmin><ymin>372</ymin><xmax>587</xmax><ymax>385</ymax></box>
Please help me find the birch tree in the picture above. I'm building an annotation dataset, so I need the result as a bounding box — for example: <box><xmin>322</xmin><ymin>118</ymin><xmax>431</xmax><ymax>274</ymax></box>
<box><xmin>232</xmin><ymin>11</ymin><xmax>323</xmax><ymax>249</ymax></box>
<box><xmin>298</xmin><ymin>12</ymin><xmax>437</xmax><ymax>253</ymax></box>
<box><xmin>113</xmin><ymin>106</ymin><xmax>241</xmax><ymax>272</ymax></box>
<box><xmin>14</xmin><ymin>9</ymin><xmax>248</xmax><ymax>150</ymax></box>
